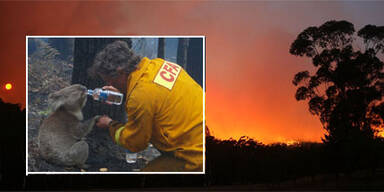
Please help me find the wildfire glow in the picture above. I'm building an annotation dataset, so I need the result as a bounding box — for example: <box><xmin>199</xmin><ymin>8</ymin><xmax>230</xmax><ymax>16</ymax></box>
<box><xmin>5</xmin><ymin>83</ymin><xmax>12</xmax><ymax>90</ymax></box>
<box><xmin>377</xmin><ymin>131</ymin><xmax>384</xmax><ymax>138</ymax></box>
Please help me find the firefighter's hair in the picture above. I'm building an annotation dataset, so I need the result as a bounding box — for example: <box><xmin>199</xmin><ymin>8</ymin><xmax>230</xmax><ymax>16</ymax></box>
<box><xmin>88</xmin><ymin>40</ymin><xmax>142</xmax><ymax>79</ymax></box>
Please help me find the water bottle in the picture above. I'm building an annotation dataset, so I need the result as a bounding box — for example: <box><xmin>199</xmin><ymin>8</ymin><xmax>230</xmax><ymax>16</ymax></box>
<box><xmin>125</xmin><ymin>149</ymin><xmax>138</xmax><ymax>164</ymax></box>
<box><xmin>87</xmin><ymin>88</ymin><xmax>123</xmax><ymax>105</ymax></box>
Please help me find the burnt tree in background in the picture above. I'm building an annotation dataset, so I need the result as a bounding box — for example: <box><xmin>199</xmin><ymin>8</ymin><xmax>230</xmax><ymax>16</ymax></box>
<box><xmin>186</xmin><ymin>38</ymin><xmax>204</xmax><ymax>87</ymax></box>
<box><xmin>157</xmin><ymin>38</ymin><xmax>165</xmax><ymax>59</ymax></box>
<box><xmin>72</xmin><ymin>38</ymin><xmax>132</xmax><ymax>122</ymax></box>
<box><xmin>177</xmin><ymin>38</ymin><xmax>189</xmax><ymax>69</ymax></box>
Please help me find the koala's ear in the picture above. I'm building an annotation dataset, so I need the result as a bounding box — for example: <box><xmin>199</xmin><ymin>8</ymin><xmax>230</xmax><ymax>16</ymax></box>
<box><xmin>48</xmin><ymin>92</ymin><xmax>63</xmax><ymax>112</ymax></box>
<box><xmin>48</xmin><ymin>92</ymin><xmax>59</xmax><ymax>102</ymax></box>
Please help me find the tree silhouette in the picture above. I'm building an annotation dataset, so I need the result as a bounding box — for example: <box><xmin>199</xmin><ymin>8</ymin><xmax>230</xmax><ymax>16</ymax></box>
<box><xmin>290</xmin><ymin>20</ymin><xmax>384</xmax><ymax>145</ymax></box>
<box><xmin>0</xmin><ymin>99</ymin><xmax>26</xmax><ymax>189</ymax></box>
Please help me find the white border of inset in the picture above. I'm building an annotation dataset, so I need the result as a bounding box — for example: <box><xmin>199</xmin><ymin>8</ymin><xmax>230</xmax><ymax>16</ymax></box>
<box><xmin>26</xmin><ymin>36</ymin><xmax>206</xmax><ymax>175</ymax></box>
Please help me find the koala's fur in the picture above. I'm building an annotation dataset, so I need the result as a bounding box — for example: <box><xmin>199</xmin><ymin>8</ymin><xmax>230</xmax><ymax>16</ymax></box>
<box><xmin>38</xmin><ymin>84</ymin><xmax>99</xmax><ymax>168</ymax></box>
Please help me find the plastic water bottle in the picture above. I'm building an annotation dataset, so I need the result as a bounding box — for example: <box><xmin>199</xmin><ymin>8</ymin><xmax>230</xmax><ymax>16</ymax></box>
<box><xmin>87</xmin><ymin>88</ymin><xmax>123</xmax><ymax>105</ymax></box>
<box><xmin>125</xmin><ymin>149</ymin><xmax>138</xmax><ymax>164</ymax></box>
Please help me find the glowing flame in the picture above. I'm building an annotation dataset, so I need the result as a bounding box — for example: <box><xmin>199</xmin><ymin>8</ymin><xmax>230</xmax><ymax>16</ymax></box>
<box><xmin>377</xmin><ymin>131</ymin><xmax>384</xmax><ymax>138</ymax></box>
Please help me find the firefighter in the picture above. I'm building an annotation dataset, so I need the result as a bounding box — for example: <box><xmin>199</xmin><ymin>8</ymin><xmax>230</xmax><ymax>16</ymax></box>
<box><xmin>89</xmin><ymin>40</ymin><xmax>203</xmax><ymax>172</ymax></box>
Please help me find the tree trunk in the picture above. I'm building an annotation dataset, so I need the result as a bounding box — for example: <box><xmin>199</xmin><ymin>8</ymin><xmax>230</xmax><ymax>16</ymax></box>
<box><xmin>72</xmin><ymin>38</ymin><xmax>132</xmax><ymax>122</ymax></box>
<box><xmin>177</xmin><ymin>38</ymin><xmax>189</xmax><ymax>69</ymax></box>
<box><xmin>186</xmin><ymin>38</ymin><xmax>204</xmax><ymax>87</ymax></box>
<box><xmin>157</xmin><ymin>38</ymin><xmax>165</xmax><ymax>59</ymax></box>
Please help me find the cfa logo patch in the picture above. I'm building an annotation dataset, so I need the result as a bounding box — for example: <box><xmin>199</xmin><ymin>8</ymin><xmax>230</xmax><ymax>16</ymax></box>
<box><xmin>153</xmin><ymin>61</ymin><xmax>181</xmax><ymax>90</ymax></box>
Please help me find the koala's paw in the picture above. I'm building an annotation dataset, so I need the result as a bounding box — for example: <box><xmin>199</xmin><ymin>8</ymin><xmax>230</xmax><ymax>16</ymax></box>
<box><xmin>89</xmin><ymin>115</ymin><xmax>101</xmax><ymax>128</ymax></box>
<box><xmin>93</xmin><ymin>115</ymin><xmax>102</xmax><ymax>122</ymax></box>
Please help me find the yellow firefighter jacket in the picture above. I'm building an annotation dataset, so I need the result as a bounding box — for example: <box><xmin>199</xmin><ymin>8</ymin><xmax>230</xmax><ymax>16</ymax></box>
<box><xmin>108</xmin><ymin>57</ymin><xmax>204</xmax><ymax>171</ymax></box>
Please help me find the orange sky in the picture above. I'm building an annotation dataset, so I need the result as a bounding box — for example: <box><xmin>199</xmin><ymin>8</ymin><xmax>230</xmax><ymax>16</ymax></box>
<box><xmin>1</xmin><ymin>1</ymin><xmax>384</xmax><ymax>144</ymax></box>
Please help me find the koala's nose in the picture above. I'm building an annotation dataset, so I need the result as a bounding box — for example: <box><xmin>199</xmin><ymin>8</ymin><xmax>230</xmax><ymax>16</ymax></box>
<box><xmin>79</xmin><ymin>85</ymin><xmax>87</xmax><ymax>91</ymax></box>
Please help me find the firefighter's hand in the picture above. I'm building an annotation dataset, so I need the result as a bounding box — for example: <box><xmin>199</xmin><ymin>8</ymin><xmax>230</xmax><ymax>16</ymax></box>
<box><xmin>96</xmin><ymin>115</ymin><xmax>112</xmax><ymax>129</ymax></box>
<box><xmin>102</xmin><ymin>85</ymin><xmax>120</xmax><ymax>93</ymax></box>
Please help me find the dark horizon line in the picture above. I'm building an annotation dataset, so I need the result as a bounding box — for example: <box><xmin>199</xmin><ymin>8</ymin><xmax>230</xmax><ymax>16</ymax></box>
<box><xmin>0</xmin><ymin>97</ymin><xmax>25</xmax><ymax>109</ymax></box>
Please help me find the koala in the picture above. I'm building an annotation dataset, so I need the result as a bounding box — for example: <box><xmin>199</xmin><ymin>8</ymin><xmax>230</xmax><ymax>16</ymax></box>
<box><xmin>38</xmin><ymin>84</ymin><xmax>99</xmax><ymax>169</ymax></box>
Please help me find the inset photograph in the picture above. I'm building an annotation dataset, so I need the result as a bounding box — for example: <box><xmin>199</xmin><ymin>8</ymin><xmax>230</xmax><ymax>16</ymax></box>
<box><xmin>27</xmin><ymin>37</ymin><xmax>205</xmax><ymax>174</ymax></box>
